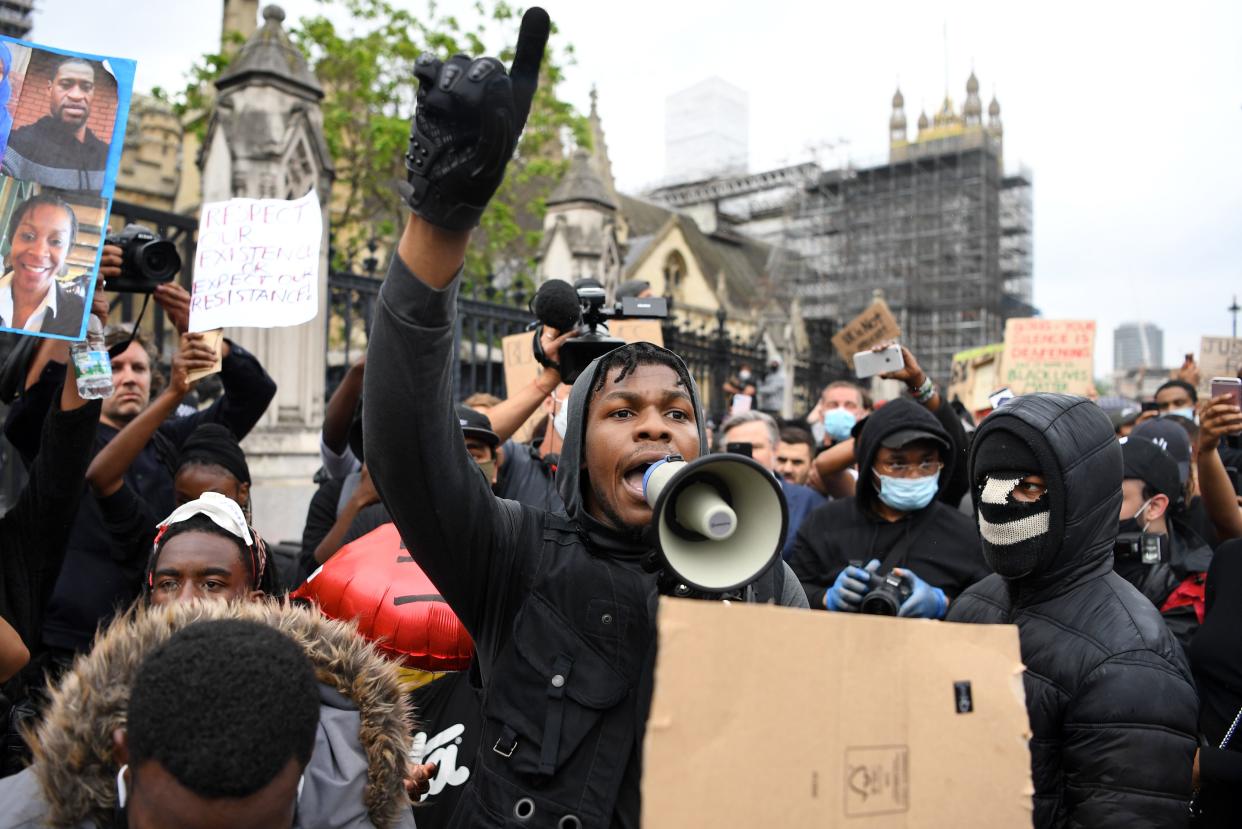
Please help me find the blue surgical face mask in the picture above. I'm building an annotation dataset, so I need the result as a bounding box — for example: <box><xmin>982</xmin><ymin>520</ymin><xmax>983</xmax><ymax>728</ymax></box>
<box><xmin>823</xmin><ymin>408</ymin><xmax>856</xmax><ymax>442</ymax></box>
<box><xmin>1162</xmin><ymin>408</ymin><xmax>1196</xmax><ymax>423</ymax></box>
<box><xmin>875</xmin><ymin>472</ymin><xmax>940</xmax><ymax>512</ymax></box>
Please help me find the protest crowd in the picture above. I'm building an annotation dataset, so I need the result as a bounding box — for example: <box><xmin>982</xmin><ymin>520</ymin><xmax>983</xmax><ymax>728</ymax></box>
<box><xmin>0</xmin><ymin>6</ymin><xmax>1240</xmax><ymax>828</ymax></box>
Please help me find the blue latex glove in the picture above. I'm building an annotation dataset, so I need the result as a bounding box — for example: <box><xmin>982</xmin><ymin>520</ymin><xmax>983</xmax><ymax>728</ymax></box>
<box><xmin>825</xmin><ymin>559</ymin><xmax>881</xmax><ymax>611</ymax></box>
<box><xmin>893</xmin><ymin>567</ymin><xmax>947</xmax><ymax>619</ymax></box>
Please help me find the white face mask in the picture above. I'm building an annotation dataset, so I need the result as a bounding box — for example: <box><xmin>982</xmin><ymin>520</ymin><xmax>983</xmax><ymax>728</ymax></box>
<box><xmin>552</xmin><ymin>393</ymin><xmax>569</xmax><ymax>439</ymax></box>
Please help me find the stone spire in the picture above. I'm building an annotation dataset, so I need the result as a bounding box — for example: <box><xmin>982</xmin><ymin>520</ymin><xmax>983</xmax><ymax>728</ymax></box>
<box><xmin>987</xmin><ymin>92</ymin><xmax>1002</xmax><ymax>139</ymax></box>
<box><xmin>547</xmin><ymin>148</ymin><xmax>617</xmax><ymax>212</ymax></box>
<box><xmin>963</xmin><ymin>70</ymin><xmax>983</xmax><ymax>127</ymax></box>
<box><xmin>585</xmin><ymin>85</ymin><xmax>620</xmax><ymax>207</ymax></box>
<box><xmin>217</xmin><ymin>4</ymin><xmax>323</xmax><ymax>100</ymax></box>
<box><xmin>889</xmin><ymin>87</ymin><xmax>907</xmax><ymax>144</ymax></box>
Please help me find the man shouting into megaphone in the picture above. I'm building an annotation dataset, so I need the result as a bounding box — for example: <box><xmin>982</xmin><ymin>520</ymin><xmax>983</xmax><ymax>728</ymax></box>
<box><xmin>365</xmin><ymin>9</ymin><xmax>807</xmax><ymax>827</ymax></box>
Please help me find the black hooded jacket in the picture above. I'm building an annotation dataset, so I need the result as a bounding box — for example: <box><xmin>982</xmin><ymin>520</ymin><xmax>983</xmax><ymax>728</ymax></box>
<box><xmin>946</xmin><ymin>395</ymin><xmax>1198</xmax><ymax>828</ymax></box>
<box><xmin>365</xmin><ymin>256</ymin><xmax>805</xmax><ymax>829</ymax></box>
<box><xmin>789</xmin><ymin>398</ymin><xmax>989</xmax><ymax>610</ymax></box>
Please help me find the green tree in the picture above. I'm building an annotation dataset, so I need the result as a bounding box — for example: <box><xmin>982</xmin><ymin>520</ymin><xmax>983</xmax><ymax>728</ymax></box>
<box><xmin>157</xmin><ymin>0</ymin><xmax>587</xmax><ymax>282</ymax></box>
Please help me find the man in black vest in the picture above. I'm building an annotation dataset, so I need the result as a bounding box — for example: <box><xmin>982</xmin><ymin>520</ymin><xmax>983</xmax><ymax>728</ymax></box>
<box><xmin>364</xmin><ymin>11</ymin><xmax>806</xmax><ymax>826</ymax></box>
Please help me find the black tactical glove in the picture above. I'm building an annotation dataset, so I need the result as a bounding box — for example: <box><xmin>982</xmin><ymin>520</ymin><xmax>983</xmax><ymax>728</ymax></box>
<box><xmin>401</xmin><ymin>7</ymin><xmax>550</xmax><ymax>232</ymax></box>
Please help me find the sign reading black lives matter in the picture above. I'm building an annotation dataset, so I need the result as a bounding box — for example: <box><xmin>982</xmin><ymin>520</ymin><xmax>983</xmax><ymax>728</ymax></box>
<box><xmin>189</xmin><ymin>190</ymin><xmax>322</xmax><ymax>332</ymax></box>
<box><xmin>0</xmin><ymin>36</ymin><xmax>135</xmax><ymax>340</ymax></box>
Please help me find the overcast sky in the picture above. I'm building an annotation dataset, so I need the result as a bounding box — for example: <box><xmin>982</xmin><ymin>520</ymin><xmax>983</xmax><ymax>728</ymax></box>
<box><xmin>50</xmin><ymin>0</ymin><xmax>1242</xmax><ymax>379</ymax></box>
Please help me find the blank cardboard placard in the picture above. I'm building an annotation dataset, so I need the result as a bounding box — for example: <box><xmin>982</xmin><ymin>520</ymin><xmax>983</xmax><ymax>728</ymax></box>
<box><xmin>643</xmin><ymin>599</ymin><xmax>1031</xmax><ymax>828</ymax></box>
<box><xmin>185</xmin><ymin>329</ymin><xmax>224</xmax><ymax>383</ymax></box>
<box><xmin>832</xmin><ymin>300</ymin><xmax>902</xmax><ymax>368</ymax></box>
<box><xmin>1199</xmin><ymin>336</ymin><xmax>1242</xmax><ymax>397</ymax></box>
<box><xmin>1000</xmin><ymin>319</ymin><xmax>1095</xmax><ymax>396</ymax></box>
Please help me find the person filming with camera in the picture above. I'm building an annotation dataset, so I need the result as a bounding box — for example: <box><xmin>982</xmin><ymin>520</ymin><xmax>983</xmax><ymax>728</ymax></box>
<box><xmin>363</xmin><ymin>11</ymin><xmax>805</xmax><ymax>825</ymax></box>
<box><xmin>789</xmin><ymin>397</ymin><xmax>988</xmax><ymax>617</ymax></box>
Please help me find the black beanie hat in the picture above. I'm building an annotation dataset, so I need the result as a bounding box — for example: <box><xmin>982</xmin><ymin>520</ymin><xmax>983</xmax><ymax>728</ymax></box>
<box><xmin>178</xmin><ymin>423</ymin><xmax>250</xmax><ymax>485</ymax></box>
<box><xmin>969</xmin><ymin>423</ymin><xmax>1063</xmax><ymax>580</ymax></box>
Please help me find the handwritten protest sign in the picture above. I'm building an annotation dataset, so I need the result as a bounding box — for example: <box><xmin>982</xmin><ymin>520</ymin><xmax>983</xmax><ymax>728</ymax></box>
<box><xmin>832</xmin><ymin>299</ymin><xmax>901</xmax><ymax>368</ymax></box>
<box><xmin>500</xmin><ymin>318</ymin><xmax>665</xmax><ymax>442</ymax></box>
<box><xmin>1199</xmin><ymin>336</ymin><xmax>1242</xmax><ymax>396</ymax></box>
<box><xmin>0</xmin><ymin>35</ymin><xmax>136</xmax><ymax>341</ymax></box>
<box><xmin>189</xmin><ymin>189</ymin><xmax>322</xmax><ymax>333</ymax></box>
<box><xmin>1000</xmin><ymin>319</ymin><xmax>1095</xmax><ymax>395</ymax></box>
<box><xmin>948</xmin><ymin>343</ymin><xmax>1005</xmax><ymax>412</ymax></box>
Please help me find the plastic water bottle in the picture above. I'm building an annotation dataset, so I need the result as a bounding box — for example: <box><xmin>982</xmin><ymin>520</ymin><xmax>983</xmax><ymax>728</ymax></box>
<box><xmin>70</xmin><ymin>315</ymin><xmax>114</xmax><ymax>400</ymax></box>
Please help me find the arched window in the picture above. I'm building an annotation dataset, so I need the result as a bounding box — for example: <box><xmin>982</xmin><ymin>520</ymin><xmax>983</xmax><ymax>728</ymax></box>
<box><xmin>663</xmin><ymin>250</ymin><xmax>686</xmax><ymax>298</ymax></box>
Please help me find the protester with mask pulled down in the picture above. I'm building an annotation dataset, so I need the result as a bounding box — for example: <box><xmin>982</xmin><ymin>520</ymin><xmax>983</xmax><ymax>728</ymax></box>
<box><xmin>790</xmin><ymin>398</ymin><xmax>987</xmax><ymax>617</ymax></box>
<box><xmin>1155</xmin><ymin>379</ymin><xmax>1198</xmax><ymax>422</ymax></box>
<box><xmin>1116</xmin><ymin>433</ymin><xmax>1213</xmax><ymax>646</ymax></box>
<box><xmin>947</xmin><ymin>394</ymin><xmax>1198</xmax><ymax>827</ymax></box>
<box><xmin>363</xmin><ymin>18</ymin><xmax>806</xmax><ymax>822</ymax></box>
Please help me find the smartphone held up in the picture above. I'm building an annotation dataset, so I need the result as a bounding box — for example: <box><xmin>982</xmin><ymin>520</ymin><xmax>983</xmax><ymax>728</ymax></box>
<box><xmin>854</xmin><ymin>345</ymin><xmax>904</xmax><ymax>379</ymax></box>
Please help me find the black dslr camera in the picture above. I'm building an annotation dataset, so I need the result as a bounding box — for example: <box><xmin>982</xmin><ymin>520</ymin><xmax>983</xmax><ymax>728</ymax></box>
<box><xmin>103</xmin><ymin>224</ymin><xmax>182</xmax><ymax>294</ymax></box>
<box><xmin>555</xmin><ymin>279</ymin><xmax>667</xmax><ymax>383</ymax></box>
<box><xmin>859</xmin><ymin>570</ymin><xmax>912</xmax><ymax>616</ymax></box>
<box><xmin>1115</xmin><ymin>532</ymin><xmax>1168</xmax><ymax>566</ymax></box>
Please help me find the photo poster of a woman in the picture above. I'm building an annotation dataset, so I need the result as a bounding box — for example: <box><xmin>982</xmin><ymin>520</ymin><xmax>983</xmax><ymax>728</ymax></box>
<box><xmin>0</xmin><ymin>34</ymin><xmax>134</xmax><ymax>341</ymax></box>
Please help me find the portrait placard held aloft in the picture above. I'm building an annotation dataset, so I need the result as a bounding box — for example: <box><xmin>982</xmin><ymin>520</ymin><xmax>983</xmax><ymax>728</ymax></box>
<box><xmin>0</xmin><ymin>35</ymin><xmax>134</xmax><ymax>341</ymax></box>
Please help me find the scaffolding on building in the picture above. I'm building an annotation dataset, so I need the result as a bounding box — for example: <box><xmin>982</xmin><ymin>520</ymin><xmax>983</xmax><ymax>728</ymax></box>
<box><xmin>772</xmin><ymin>79</ymin><xmax>1034</xmax><ymax>388</ymax></box>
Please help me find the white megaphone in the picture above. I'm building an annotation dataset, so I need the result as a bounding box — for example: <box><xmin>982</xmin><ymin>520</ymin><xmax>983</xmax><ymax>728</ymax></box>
<box><xmin>642</xmin><ymin>454</ymin><xmax>788</xmax><ymax>594</ymax></box>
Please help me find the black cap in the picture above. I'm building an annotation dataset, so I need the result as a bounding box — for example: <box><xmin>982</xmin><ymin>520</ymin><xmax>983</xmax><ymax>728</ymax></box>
<box><xmin>456</xmin><ymin>405</ymin><xmax>499</xmax><ymax>448</ymax></box>
<box><xmin>1121</xmin><ymin>436</ymin><xmax>1181</xmax><ymax>502</ymax></box>
<box><xmin>1130</xmin><ymin>418</ymin><xmax>1192</xmax><ymax>484</ymax></box>
<box><xmin>881</xmin><ymin>427</ymin><xmax>950</xmax><ymax>451</ymax></box>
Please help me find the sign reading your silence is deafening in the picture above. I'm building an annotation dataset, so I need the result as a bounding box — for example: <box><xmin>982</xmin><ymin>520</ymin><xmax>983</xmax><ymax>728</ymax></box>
<box><xmin>188</xmin><ymin>188</ymin><xmax>323</xmax><ymax>333</ymax></box>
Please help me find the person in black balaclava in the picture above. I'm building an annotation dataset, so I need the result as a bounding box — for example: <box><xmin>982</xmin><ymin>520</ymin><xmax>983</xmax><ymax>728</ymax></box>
<box><xmin>363</xmin><ymin>15</ymin><xmax>807</xmax><ymax>826</ymax></box>
<box><xmin>947</xmin><ymin>394</ymin><xmax>1198</xmax><ymax>828</ymax></box>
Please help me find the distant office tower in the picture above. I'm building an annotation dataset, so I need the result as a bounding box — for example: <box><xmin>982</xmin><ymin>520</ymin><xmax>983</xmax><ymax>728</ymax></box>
<box><xmin>0</xmin><ymin>0</ymin><xmax>34</xmax><ymax>39</ymax></box>
<box><xmin>1114</xmin><ymin>322</ymin><xmax>1164</xmax><ymax>372</ymax></box>
<box><xmin>664</xmin><ymin>78</ymin><xmax>748</xmax><ymax>184</ymax></box>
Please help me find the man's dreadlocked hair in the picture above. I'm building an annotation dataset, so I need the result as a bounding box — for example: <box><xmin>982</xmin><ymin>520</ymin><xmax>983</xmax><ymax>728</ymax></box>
<box><xmin>144</xmin><ymin>513</ymin><xmax>278</xmax><ymax>598</ymax></box>
<box><xmin>127</xmin><ymin>618</ymin><xmax>319</xmax><ymax>799</ymax></box>
<box><xmin>590</xmin><ymin>342</ymin><xmax>694</xmax><ymax>396</ymax></box>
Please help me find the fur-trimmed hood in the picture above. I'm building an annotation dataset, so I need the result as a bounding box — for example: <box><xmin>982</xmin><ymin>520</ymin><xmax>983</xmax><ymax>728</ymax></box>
<box><xmin>24</xmin><ymin>599</ymin><xmax>413</xmax><ymax>829</ymax></box>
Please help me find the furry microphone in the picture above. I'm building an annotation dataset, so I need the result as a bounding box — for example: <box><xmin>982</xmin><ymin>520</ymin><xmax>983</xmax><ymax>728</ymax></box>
<box><xmin>530</xmin><ymin>279</ymin><xmax>582</xmax><ymax>333</ymax></box>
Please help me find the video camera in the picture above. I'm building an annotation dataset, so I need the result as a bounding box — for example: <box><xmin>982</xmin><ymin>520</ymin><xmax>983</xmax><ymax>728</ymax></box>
<box><xmin>1114</xmin><ymin>532</ymin><xmax>1168</xmax><ymax>566</ymax></box>
<box><xmin>531</xmin><ymin>278</ymin><xmax>667</xmax><ymax>384</ymax></box>
<box><xmin>103</xmin><ymin>224</ymin><xmax>182</xmax><ymax>294</ymax></box>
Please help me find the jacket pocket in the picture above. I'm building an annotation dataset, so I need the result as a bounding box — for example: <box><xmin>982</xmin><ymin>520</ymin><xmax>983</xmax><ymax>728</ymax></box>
<box><xmin>484</xmin><ymin>594</ymin><xmax>630</xmax><ymax>779</ymax></box>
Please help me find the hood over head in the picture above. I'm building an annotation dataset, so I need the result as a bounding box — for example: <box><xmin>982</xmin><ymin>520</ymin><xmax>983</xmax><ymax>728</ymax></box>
<box><xmin>556</xmin><ymin>342</ymin><xmax>706</xmax><ymax>525</ymax></box>
<box><xmin>26</xmin><ymin>599</ymin><xmax>413</xmax><ymax>829</ymax></box>
<box><xmin>969</xmin><ymin>394</ymin><xmax>1122</xmax><ymax>592</ymax></box>
<box><xmin>853</xmin><ymin>398</ymin><xmax>955</xmax><ymax>515</ymax></box>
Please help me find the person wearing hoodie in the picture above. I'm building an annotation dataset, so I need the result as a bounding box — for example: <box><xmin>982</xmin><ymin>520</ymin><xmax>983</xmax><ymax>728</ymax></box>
<box><xmin>946</xmin><ymin>394</ymin><xmax>1199</xmax><ymax>828</ymax></box>
<box><xmin>0</xmin><ymin>597</ymin><xmax>418</xmax><ymax>829</ymax></box>
<box><xmin>789</xmin><ymin>398</ymin><xmax>988</xmax><ymax>616</ymax></box>
<box><xmin>364</xmin><ymin>14</ymin><xmax>806</xmax><ymax>825</ymax></box>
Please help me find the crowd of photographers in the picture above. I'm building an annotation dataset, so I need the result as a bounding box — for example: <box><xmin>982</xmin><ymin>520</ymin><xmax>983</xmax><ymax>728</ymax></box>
<box><xmin>0</xmin><ymin>9</ymin><xmax>1240</xmax><ymax>827</ymax></box>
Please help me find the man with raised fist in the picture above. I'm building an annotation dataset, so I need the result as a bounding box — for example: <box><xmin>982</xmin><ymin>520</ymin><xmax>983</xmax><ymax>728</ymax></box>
<box><xmin>364</xmin><ymin>11</ymin><xmax>805</xmax><ymax>826</ymax></box>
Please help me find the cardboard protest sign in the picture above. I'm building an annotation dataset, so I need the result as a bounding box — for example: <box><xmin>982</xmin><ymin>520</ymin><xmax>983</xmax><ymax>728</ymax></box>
<box><xmin>948</xmin><ymin>343</ymin><xmax>1005</xmax><ymax>412</ymax></box>
<box><xmin>643</xmin><ymin>599</ymin><xmax>1032</xmax><ymax>827</ymax></box>
<box><xmin>0</xmin><ymin>36</ymin><xmax>135</xmax><ymax>341</ymax></box>
<box><xmin>500</xmin><ymin>318</ymin><xmax>665</xmax><ymax>442</ymax></box>
<box><xmin>185</xmin><ymin>329</ymin><xmax>224</xmax><ymax>383</ymax></box>
<box><xmin>189</xmin><ymin>189</ymin><xmax>322</xmax><ymax>333</ymax></box>
<box><xmin>1000</xmin><ymin>319</ymin><xmax>1096</xmax><ymax>396</ymax></box>
<box><xmin>832</xmin><ymin>299</ymin><xmax>901</xmax><ymax>368</ymax></box>
<box><xmin>1199</xmin><ymin>336</ymin><xmax>1242</xmax><ymax>396</ymax></box>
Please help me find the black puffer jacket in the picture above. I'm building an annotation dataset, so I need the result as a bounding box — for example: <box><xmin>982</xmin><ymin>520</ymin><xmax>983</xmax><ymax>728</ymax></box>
<box><xmin>947</xmin><ymin>394</ymin><xmax>1198</xmax><ymax>828</ymax></box>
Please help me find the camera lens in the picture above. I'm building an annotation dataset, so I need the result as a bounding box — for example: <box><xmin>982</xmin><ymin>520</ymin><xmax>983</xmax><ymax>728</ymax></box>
<box><xmin>859</xmin><ymin>573</ymin><xmax>906</xmax><ymax>616</ymax></box>
<box><xmin>138</xmin><ymin>240</ymin><xmax>181</xmax><ymax>283</ymax></box>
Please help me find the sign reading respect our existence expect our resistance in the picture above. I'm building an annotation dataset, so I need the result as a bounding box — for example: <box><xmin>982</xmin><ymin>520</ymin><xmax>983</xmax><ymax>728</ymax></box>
<box><xmin>188</xmin><ymin>189</ymin><xmax>323</xmax><ymax>333</ymax></box>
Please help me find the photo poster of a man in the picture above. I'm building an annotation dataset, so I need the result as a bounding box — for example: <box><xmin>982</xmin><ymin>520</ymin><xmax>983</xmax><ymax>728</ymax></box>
<box><xmin>0</xmin><ymin>36</ymin><xmax>134</xmax><ymax>340</ymax></box>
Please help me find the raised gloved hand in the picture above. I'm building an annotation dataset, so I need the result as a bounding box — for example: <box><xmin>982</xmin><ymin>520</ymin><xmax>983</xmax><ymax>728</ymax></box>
<box><xmin>825</xmin><ymin>559</ymin><xmax>880</xmax><ymax>612</ymax></box>
<box><xmin>893</xmin><ymin>567</ymin><xmax>947</xmax><ymax>619</ymax></box>
<box><xmin>401</xmin><ymin>7</ymin><xmax>550</xmax><ymax>231</ymax></box>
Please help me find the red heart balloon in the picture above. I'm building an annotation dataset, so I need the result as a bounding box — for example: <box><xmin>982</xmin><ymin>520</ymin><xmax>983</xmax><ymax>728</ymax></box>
<box><xmin>294</xmin><ymin>523</ymin><xmax>473</xmax><ymax>670</ymax></box>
